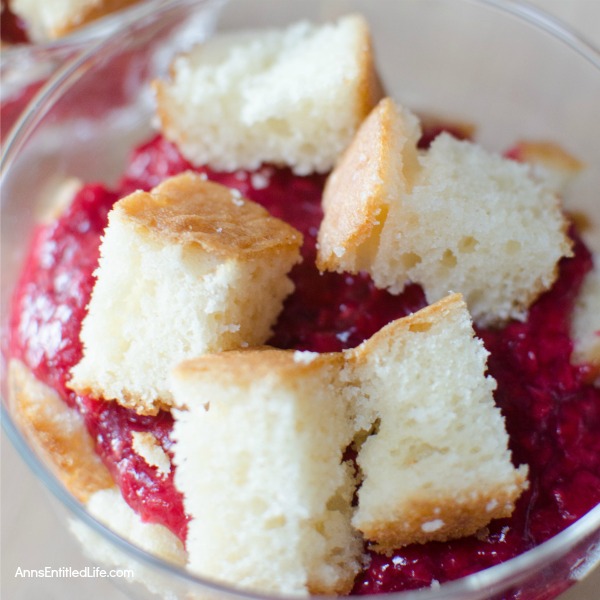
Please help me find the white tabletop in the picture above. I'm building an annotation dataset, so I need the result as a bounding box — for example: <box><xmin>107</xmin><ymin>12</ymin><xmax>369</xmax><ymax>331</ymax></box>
<box><xmin>2</xmin><ymin>1</ymin><xmax>599</xmax><ymax>599</ymax></box>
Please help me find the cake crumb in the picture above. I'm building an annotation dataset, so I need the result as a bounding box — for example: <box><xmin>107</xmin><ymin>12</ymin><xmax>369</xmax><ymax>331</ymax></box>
<box><xmin>230</xmin><ymin>189</ymin><xmax>244</xmax><ymax>206</ymax></box>
<box><xmin>421</xmin><ymin>519</ymin><xmax>445</xmax><ymax>533</ymax></box>
<box><xmin>336</xmin><ymin>331</ymin><xmax>351</xmax><ymax>343</ymax></box>
<box><xmin>131</xmin><ymin>431</ymin><xmax>171</xmax><ymax>477</ymax></box>
<box><xmin>251</xmin><ymin>172</ymin><xmax>270</xmax><ymax>190</ymax></box>
<box><xmin>293</xmin><ymin>350</ymin><xmax>320</xmax><ymax>365</ymax></box>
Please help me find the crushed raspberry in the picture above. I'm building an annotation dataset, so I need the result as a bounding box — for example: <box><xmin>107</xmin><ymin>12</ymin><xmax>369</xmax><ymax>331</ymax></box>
<box><xmin>9</xmin><ymin>134</ymin><xmax>599</xmax><ymax>595</ymax></box>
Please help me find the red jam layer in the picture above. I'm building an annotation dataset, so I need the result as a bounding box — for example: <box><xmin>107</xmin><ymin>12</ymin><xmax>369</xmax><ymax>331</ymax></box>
<box><xmin>0</xmin><ymin>1</ymin><xmax>28</xmax><ymax>45</ymax></box>
<box><xmin>8</xmin><ymin>134</ymin><xmax>600</xmax><ymax>595</ymax></box>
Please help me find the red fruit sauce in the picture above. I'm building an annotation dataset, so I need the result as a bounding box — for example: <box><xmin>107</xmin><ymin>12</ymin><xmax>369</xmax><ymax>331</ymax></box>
<box><xmin>8</xmin><ymin>133</ymin><xmax>600</xmax><ymax>595</ymax></box>
<box><xmin>0</xmin><ymin>1</ymin><xmax>28</xmax><ymax>45</ymax></box>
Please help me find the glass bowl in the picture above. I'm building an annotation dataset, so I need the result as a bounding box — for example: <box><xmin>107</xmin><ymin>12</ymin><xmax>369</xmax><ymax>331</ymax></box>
<box><xmin>0</xmin><ymin>0</ymin><xmax>226</xmax><ymax>136</ymax></box>
<box><xmin>1</xmin><ymin>1</ymin><xmax>599</xmax><ymax>599</ymax></box>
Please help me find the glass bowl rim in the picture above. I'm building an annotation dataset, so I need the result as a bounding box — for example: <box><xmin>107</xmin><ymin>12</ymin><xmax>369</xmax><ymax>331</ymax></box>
<box><xmin>2</xmin><ymin>0</ymin><xmax>600</xmax><ymax>598</ymax></box>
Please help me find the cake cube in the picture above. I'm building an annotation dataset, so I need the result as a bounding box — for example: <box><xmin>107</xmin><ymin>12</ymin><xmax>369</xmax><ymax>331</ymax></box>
<box><xmin>169</xmin><ymin>294</ymin><xmax>528</xmax><ymax>587</ymax></box>
<box><xmin>171</xmin><ymin>348</ymin><xmax>363</xmax><ymax>596</ymax></box>
<box><xmin>69</xmin><ymin>172</ymin><xmax>302</xmax><ymax>415</ymax></box>
<box><xmin>317</xmin><ymin>97</ymin><xmax>573</xmax><ymax>326</ymax></box>
<box><xmin>345</xmin><ymin>294</ymin><xmax>529</xmax><ymax>551</ymax></box>
<box><xmin>153</xmin><ymin>15</ymin><xmax>383</xmax><ymax>175</ymax></box>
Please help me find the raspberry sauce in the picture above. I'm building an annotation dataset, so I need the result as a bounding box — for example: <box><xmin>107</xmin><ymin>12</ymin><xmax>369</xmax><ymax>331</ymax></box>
<box><xmin>0</xmin><ymin>0</ymin><xmax>28</xmax><ymax>45</ymax></box>
<box><xmin>8</xmin><ymin>134</ymin><xmax>599</xmax><ymax>595</ymax></box>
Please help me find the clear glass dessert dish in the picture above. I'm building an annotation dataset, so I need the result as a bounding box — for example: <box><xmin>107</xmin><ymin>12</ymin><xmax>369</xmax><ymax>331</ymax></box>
<box><xmin>1</xmin><ymin>1</ymin><xmax>599</xmax><ymax>599</ymax></box>
<box><xmin>0</xmin><ymin>0</ymin><xmax>226</xmax><ymax>136</ymax></box>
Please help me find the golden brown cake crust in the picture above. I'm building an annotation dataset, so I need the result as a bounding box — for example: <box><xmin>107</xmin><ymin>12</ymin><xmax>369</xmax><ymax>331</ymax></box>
<box><xmin>317</xmin><ymin>98</ymin><xmax>399</xmax><ymax>273</ymax></box>
<box><xmin>173</xmin><ymin>347</ymin><xmax>344</xmax><ymax>397</ymax></box>
<box><xmin>53</xmin><ymin>0</ymin><xmax>140</xmax><ymax>39</ymax></box>
<box><xmin>513</xmin><ymin>140</ymin><xmax>585</xmax><ymax>174</ymax></box>
<box><xmin>349</xmin><ymin>293</ymin><xmax>465</xmax><ymax>365</ymax></box>
<box><xmin>119</xmin><ymin>171</ymin><xmax>303</xmax><ymax>257</ymax></box>
<box><xmin>8</xmin><ymin>359</ymin><xmax>114</xmax><ymax>502</ymax></box>
<box><xmin>360</xmin><ymin>477</ymin><xmax>528</xmax><ymax>553</ymax></box>
<box><xmin>317</xmin><ymin>97</ymin><xmax>420</xmax><ymax>274</ymax></box>
<box><xmin>352</xmin><ymin>14</ymin><xmax>385</xmax><ymax>127</ymax></box>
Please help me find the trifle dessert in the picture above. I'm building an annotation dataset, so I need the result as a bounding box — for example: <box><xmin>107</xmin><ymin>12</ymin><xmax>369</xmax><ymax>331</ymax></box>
<box><xmin>5</xmin><ymin>11</ymin><xmax>600</xmax><ymax>599</ymax></box>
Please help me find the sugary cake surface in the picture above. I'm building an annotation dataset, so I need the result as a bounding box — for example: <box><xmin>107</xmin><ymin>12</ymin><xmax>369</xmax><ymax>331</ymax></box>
<box><xmin>69</xmin><ymin>172</ymin><xmax>302</xmax><ymax>415</ymax></box>
<box><xmin>317</xmin><ymin>98</ymin><xmax>573</xmax><ymax>326</ymax></box>
<box><xmin>153</xmin><ymin>14</ymin><xmax>383</xmax><ymax>175</ymax></box>
<box><xmin>120</xmin><ymin>171</ymin><xmax>302</xmax><ymax>256</ymax></box>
